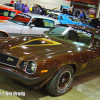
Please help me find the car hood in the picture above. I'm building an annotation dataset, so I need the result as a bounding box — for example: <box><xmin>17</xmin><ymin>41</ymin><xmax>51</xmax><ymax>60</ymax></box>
<box><xmin>0</xmin><ymin>35</ymin><xmax>83</xmax><ymax>61</ymax></box>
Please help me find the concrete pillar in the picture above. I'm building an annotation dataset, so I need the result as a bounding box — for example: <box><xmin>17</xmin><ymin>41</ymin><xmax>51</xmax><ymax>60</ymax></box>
<box><xmin>27</xmin><ymin>0</ymin><xmax>30</xmax><ymax>7</ymax></box>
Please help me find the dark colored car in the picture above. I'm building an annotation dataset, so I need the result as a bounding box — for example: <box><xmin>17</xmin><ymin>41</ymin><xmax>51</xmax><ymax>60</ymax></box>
<box><xmin>89</xmin><ymin>18</ymin><xmax>100</xmax><ymax>29</ymax></box>
<box><xmin>0</xmin><ymin>24</ymin><xmax>100</xmax><ymax>96</ymax></box>
<box><xmin>3</xmin><ymin>3</ymin><xmax>15</xmax><ymax>8</ymax></box>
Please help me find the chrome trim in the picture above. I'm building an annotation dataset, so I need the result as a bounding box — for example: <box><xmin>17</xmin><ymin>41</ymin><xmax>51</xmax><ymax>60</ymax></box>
<box><xmin>0</xmin><ymin>52</ymin><xmax>19</xmax><ymax>67</ymax></box>
<box><xmin>25</xmin><ymin>60</ymin><xmax>37</xmax><ymax>75</ymax></box>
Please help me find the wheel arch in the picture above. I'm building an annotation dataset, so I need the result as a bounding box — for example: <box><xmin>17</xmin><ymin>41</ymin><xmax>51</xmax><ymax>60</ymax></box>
<box><xmin>39</xmin><ymin>63</ymin><xmax>78</xmax><ymax>88</ymax></box>
<box><xmin>0</xmin><ymin>31</ymin><xmax>9</xmax><ymax>37</ymax></box>
<box><xmin>55</xmin><ymin>63</ymin><xmax>78</xmax><ymax>76</ymax></box>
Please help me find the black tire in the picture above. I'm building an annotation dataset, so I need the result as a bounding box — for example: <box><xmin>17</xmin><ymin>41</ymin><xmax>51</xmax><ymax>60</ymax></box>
<box><xmin>0</xmin><ymin>32</ymin><xmax>7</xmax><ymax>38</ymax></box>
<box><xmin>46</xmin><ymin>65</ymin><xmax>74</xmax><ymax>96</ymax></box>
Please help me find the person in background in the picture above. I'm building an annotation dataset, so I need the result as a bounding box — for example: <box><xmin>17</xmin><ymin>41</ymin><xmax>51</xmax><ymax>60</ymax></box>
<box><xmin>79</xmin><ymin>11</ymin><xmax>84</xmax><ymax>18</ymax></box>
<box><xmin>42</xmin><ymin>6</ymin><xmax>46</xmax><ymax>16</ymax></box>
<box><xmin>38</xmin><ymin>5</ymin><xmax>43</xmax><ymax>15</ymax></box>
<box><xmin>10</xmin><ymin>0</ymin><xmax>14</xmax><ymax>4</ymax></box>
<box><xmin>79</xmin><ymin>11</ymin><xmax>85</xmax><ymax>22</ymax></box>
<box><xmin>32</xmin><ymin>4</ymin><xmax>40</xmax><ymax>14</ymax></box>
<box><xmin>22</xmin><ymin>3</ymin><xmax>25</xmax><ymax>12</ymax></box>
<box><xmin>23</xmin><ymin>3</ymin><xmax>29</xmax><ymax>13</ymax></box>
<box><xmin>15</xmin><ymin>0</ymin><xmax>22</xmax><ymax>11</ymax></box>
<box><xmin>67</xmin><ymin>8</ymin><xmax>73</xmax><ymax>16</ymax></box>
<box><xmin>14</xmin><ymin>1</ymin><xmax>18</xmax><ymax>9</ymax></box>
<box><xmin>75</xmin><ymin>9</ymin><xmax>80</xmax><ymax>18</ymax></box>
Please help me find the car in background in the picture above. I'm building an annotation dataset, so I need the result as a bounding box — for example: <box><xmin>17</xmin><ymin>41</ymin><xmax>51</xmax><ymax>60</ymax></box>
<box><xmin>0</xmin><ymin>6</ymin><xmax>22</xmax><ymax>20</ymax></box>
<box><xmin>47</xmin><ymin>12</ymin><xmax>93</xmax><ymax>27</ymax></box>
<box><xmin>0</xmin><ymin>3</ymin><xmax>15</xmax><ymax>9</ymax></box>
<box><xmin>3</xmin><ymin>3</ymin><xmax>15</xmax><ymax>8</ymax></box>
<box><xmin>0</xmin><ymin>13</ymin><xmax>60</xmax><ymax>38</ymax></box>
<box><xmin>88</xmin><ymin>18</ymin><xmax>100</xmax><ymax>29</ymax></box>
<box><xmin>0</xmin><ymin>24</ymin><xmax>100</xmax><ymax>96</ymax></box>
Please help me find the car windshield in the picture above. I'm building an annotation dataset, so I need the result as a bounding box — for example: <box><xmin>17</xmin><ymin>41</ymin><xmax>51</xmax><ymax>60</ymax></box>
<box><xmin>9</xmin><ymin>14</ymin><xmax>31</xmax><ymax>26</ymax></box>
<box><xmin>68</xmin><ymin>17</ymin><xmax>81</xmax><ymax>23</ymax></box>
<box><xmin>45</xmin><ymin>27</ymin><xmax>68</xmax><ymax>35</ymax></box>
<box><xmin>47</xmin><ymin>13</ymin><xmax>58</xmax><ymax>19</ymax></box>
<box><xmin>45</xmin><ymin>26</ymin><xmax>92</xmax><ymax>47</ymax></box>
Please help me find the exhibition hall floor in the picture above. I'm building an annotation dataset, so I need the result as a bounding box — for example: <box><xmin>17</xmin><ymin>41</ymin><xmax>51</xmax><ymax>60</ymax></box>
<box><xmin>0</xmin><ymin>69</ymin><xmax>100</xmax><ymax>100</ymax></box>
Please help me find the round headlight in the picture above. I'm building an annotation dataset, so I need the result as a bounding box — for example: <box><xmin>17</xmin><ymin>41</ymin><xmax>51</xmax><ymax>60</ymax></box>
<box><xmin>25</xmin><ymin>61</ymin><xmax>37</xmax><ymax>74</ymax></box>
<box><xmin>19</xmin><ymin>61</ymin><xmax>27</xmax><ymax>69</ymax></box>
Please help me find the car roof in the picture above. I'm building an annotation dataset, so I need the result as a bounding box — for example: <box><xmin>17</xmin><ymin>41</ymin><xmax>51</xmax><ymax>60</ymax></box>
<box><xmin>48</xmin><ymin>12</ymin><xmax>62</xmax><ymax>15</ymax></box>
<box><xmin>0</xmin><ymin>6</ymin><xmax>21</xmax><ymax>13</ymax></box>
<box><xmin>23</xmin><ymin>13</ymin><xmax>59</xmax><ymax>21</ymax></box>
<box><xmin>58</xmin><ymin>24</ymin><xmax>100</xmax><ymax>35</ymax></box>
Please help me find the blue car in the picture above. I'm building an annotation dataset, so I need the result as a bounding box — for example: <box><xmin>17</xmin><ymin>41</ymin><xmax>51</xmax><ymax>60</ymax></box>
<box><xmin>47</xmin><ymin>12</ymin><xmax>93</xmax><ymax>28</ymax></box>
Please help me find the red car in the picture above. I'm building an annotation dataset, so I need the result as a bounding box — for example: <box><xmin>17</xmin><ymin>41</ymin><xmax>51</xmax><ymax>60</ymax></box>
<box><xmin>0</xmin><ymin>6</ymin><xmax>22</xmax><ymax>20</ymax></box>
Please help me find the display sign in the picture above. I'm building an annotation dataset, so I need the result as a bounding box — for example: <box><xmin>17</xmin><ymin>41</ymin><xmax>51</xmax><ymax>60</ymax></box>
<box><xmin>89</xmin><ymin>8</ymin><xmax>96</xmax><ymax>14</ymax></box>
<box><xmin>4</xmin><ymin>11</ymin><xmax>9</xmax><ymax>17</ymax></box>
<box><xmin>88</xmin><ymin>7</ymin><xmax>97</xmax><ymax>18</ymax></box>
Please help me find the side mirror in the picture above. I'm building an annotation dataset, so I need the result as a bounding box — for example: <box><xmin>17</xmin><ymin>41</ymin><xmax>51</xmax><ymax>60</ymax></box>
<box><xmin>30</xmin><ymin>24</ymin><xmax>35</xmax><ymax>28</ymax></box>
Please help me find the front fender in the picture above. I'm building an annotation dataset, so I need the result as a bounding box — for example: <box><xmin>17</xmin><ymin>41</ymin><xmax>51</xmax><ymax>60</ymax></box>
<box><xmin>36</xmin><ymin>56</ymin><xmax>78</xmax><ymax>88</ymax></box>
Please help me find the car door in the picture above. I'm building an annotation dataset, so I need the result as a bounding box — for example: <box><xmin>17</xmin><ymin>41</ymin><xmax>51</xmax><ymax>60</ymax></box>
<box><xmin>87</xmin><ymin>34</ymin><xmax>100</xmax><ymax>71</ymax></box>
<box><xmin>21</xmin><ymin>18</ymin><xmax>54</xmax><ymax>36</ymax></box>
<box><xmin>64</xmin><ymin>28</ymin><xmax>91</xmax><ymax>75</ymax></box>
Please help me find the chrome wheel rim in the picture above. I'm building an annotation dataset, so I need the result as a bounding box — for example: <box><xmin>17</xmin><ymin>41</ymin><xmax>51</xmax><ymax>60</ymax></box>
<box><xmin>57</xmin><ymin>70</ymin><xmax>71</xmax><ymax>91</ymax></box>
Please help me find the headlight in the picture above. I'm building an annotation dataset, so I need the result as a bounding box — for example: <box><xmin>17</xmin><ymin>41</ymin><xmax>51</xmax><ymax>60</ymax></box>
<box><xmin>19</xmin><ymin>61</ymin><xmax>27</xmax><ymax>69</ymax></box>
<box><xmin>25</xmin><ymin>61</ymin><xmax>37</xmax><ymax>75</ymax></box>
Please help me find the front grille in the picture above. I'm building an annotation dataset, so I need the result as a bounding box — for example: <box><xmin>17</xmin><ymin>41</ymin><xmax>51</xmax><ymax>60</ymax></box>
<box><xmin>0</xmin><ymin>52</ymin><xmax>19</xmax><ymax>67</ymax></box>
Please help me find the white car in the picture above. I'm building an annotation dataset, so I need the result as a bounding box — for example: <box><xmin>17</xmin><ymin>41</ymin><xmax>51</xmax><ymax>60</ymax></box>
<box><xmin>0</xmin><ymin>13</ymin><xmax>60</xmax><ymax>38</ymax></box>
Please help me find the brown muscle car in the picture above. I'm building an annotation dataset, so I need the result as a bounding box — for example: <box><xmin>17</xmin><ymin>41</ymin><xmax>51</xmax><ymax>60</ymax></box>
<box><xmin>0</xmin><ymin>24</ymin><xmax>100</xmax><ymax>96</ymax></box>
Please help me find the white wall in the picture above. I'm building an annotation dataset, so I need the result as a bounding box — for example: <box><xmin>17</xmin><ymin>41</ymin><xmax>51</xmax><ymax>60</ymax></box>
<box><xmin>30</xmin><ymin>0</ymin><xmax>71</xmax><ymax>10</ymax></box>
<box><xmin>0</xmin><ymin>0</ymin><xmax>71</xmax><ymax>10</ymax></box>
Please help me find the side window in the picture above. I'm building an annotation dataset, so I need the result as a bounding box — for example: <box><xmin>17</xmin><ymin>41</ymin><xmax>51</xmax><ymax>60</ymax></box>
<box><xmin>43</xmin><ymin>19</ymin><xmax>54</xmax><ymax>28</ymax></box>
<box><xmin>65</xmin><ymin>28</ymin><xmax>92</xmax><ymax>47</ymax></box>
<box><xmin>9</xmin><ymin>11</ymin><xmax>15</xmax><ymax>17</ymax></box>
<box><xmin>29</xmin><ymin>18</ymin><xmax>44</xmax><ymax>27</ymax></box>
<box><xmin>0</xmin><ymin>9</ymin><xmax>9</xmax><ymax>17</ymax></box>
<box><xmin>60</xmin><ymin>16</ymin><xmax>63</xmax><ymax>20</ymax></box>
<box><xmin>4</xmin><ymin>11</ymin><xmax>9</xmax><ymax>17</ymax></box>
<box><xmin>29</xmin><ymin>18</ymin><xmax>54</xmax><ymax>28</ymax></box>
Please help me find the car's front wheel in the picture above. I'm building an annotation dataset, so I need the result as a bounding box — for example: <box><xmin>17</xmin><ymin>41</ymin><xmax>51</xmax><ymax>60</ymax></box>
<box><xmin>0</xmin><ymin>32</ymin><xmax>7</xmax><ymax>38</ymax></box>
<box><xmin>46</xmin><ymin>65</ymin><xmax>74</xmax><ymax>96</ymax></box>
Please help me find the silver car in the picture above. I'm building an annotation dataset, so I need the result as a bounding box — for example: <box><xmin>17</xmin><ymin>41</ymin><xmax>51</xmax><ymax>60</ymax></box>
<box><xmin>0</xmin><ymin>13</ymin><xmax>60</xmax><ymax>38</ymax></box>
